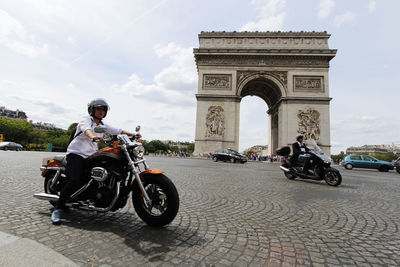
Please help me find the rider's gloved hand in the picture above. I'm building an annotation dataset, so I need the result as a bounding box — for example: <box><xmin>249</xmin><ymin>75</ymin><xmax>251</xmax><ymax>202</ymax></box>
<box><xmin>92</xmin><ymin>136</ymin><xmax>104</xmax><ymax>142</ymax></box>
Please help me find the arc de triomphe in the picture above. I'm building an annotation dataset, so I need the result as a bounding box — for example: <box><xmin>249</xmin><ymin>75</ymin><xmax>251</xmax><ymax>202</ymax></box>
<box><xmin>193</xmin><ymin>31</ymin><xmax>337</xmax><ymax>156</ymax></box>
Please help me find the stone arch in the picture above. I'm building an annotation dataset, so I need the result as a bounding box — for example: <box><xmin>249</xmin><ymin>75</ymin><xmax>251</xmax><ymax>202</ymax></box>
<box><xmin>237</xmin><ymin>72</ymin><xmax>287</xmax><ymax>100</ymax></box>
<box><xmin>193</xmin><ymin>31</ymin><xmax>336</xmax><ymax>156</ymax></box>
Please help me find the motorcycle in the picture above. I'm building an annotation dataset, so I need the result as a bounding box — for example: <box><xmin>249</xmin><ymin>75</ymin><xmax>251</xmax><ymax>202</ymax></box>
<box><xmin>276</xmin><ymin>139</ymin><xmax>342</xmax><ymax>186</ymax></box>
<box><xmin>34</xmin><ymin>126</ymin><xmax>179</xmax><ymax>227</ymax></box>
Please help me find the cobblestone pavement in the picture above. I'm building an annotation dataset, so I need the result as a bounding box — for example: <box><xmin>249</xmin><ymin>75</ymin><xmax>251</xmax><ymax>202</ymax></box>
<box><xmin>0</xmin><ymin>151</ymin><xmax>400</xmax><ymax>266</ymax></box>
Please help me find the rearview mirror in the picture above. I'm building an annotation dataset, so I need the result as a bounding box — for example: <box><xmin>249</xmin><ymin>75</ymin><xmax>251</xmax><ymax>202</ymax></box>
<box><xmin>135</xmin><ymin>125</ymin><xmax>141</xmax><ymax>132</ymax></box>
<box><xmin>94</xmin><ymin>125</ymin><xmax>106</xmax><ymax>133</ymax></box>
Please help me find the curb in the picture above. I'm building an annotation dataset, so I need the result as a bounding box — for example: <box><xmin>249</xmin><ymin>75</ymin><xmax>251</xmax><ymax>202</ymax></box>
<box><xmin>0</xmin><ymin>231</ymin><xmax>77</xmax><ymax>267</ymax></box>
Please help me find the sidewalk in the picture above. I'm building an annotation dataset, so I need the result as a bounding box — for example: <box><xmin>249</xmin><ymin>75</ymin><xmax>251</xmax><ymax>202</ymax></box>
<box><xmin>0</xmin><ymin>231</ymin><xmax>77</xmax><ymax>267</ymax></box>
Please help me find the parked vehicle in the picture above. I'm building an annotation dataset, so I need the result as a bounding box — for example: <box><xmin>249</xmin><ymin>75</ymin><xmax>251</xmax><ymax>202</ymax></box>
<box><xmin>393</xmin><ymin>157</ymin><xmax>400</xmax><ymax>174</ymax></box>
<box><xmin>212</xmin><ymin>149</ymin><xmax>247</xmax><ymax>163</ymax></box>
<box><xmin>0</xmin><ymin>141</ymin><xmax>23</xmax><ymax>151</ymax></box>
<box><xmin>341</xmin><ymin>154</ymin><xmax>394</xmax><ymax>172</ymax></box>
<box><xmin>34</xmin><ymin>126</ymin><xmax>179</xmax><ymax>227</ymax></box>
<box><xmin>276</xmin><ymin>139</ymin><xmax>342</xmax><ymax>186</ymax></box>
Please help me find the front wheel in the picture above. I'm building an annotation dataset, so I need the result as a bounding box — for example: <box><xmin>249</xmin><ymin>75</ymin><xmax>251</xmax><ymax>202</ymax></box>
<box><xmin>344</xmin><ymin>163</ymin><xmax>353</xmax><ymax>170</ymax></box>
<box><xmin>324</xmin><ymin>168</ymin><xmax>342</xmax><ymax>186</ymax></box>
<box><xmin>396</xmin><ymin>168</ymin><xmax>400</xmax><ymax>174</ymax></box>
<box><xmin>213</xmin><ymin>156</ymin><xmax>218</xmax><ymax>162</ymax></box>
<box><xmin>230</xmin><ymin>158</ymin><xmax>236</xmax><ymax>163</ymax></box>
<box><xmin>132</xmin><ymin>174</ymin><xmax>179</xmax><ymax>227</ymax></box>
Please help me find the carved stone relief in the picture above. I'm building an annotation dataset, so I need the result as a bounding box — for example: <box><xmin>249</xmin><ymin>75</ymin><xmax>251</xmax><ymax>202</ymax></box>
<box><xmin>297</xmin><ymin>107</ymin><xmax>320</xmax><ymax>141</ymax></box>
<box><xmin>294</xmin><ymin>76</ymin><xmax>324</xmax><ymax>92</ymax></box>
<box><xmin>237</xmin><ymin>71</ymin><xmax>287</xmax><ymax>88</ymax></box>
<box><xmin>203</xmin><ymin>74</ymin><xmax>231</xmax><ymax>90</ymax></box>
<box><xmin>205</xmin><ymin>105</ymin><xmax>225</xmax><ymax>137</ymax></box>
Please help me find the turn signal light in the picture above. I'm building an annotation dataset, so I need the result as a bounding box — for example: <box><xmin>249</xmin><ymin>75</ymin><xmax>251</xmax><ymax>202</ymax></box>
<box><xmin>113</xmin><ymin>141</ymin><xmax>119</xmax><ymax>148</ymax></box>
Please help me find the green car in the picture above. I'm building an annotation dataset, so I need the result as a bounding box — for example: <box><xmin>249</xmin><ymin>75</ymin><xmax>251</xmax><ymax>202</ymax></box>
<box><xmin>341</xmin><ymin>154</ymin><xmax>394</xmax><ymax>172</ymax></box>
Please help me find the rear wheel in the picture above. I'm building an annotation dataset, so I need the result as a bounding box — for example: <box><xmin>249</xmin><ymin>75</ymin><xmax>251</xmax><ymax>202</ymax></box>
<box><xmin>344</xmin><ymin>163</ymin><xmax>353</xmax><ymax>170</ymax></box>
<box><xmin>396</xmin><ymin>168</ymin><xmax>400</xmax><ymax>174</ymax></box>
<box><xmin>230</xmin><ymin>158</ymin><xmax>236</xmax><ymax>163</ymax></box>
<box><xmin>284</xmin><ymin>171</ymin><xmax>296</xmax><ymax>180</ymax></box>
<box><xmin>132</xmin><ymin>174</ymin><xmax>179</xmax><ymax>227</ymax></box>
<box><xmin>379</xmin><ymin>165</ymin><xmax>389</xmax><ymax>172</ymax></box>
<box><xmin>213</xmin><ymin>156</ymin><xmax>218</xmax><ymax>162</ymax></box>
<box><xmin>324</xmin><ymin>168</ymin><xmax>342</xmax><ymax>186</ymax></box>
<box><xmin>44</xmin><ymin>172</ymin><xmax>61</xmax><ymax>207</ymax></box>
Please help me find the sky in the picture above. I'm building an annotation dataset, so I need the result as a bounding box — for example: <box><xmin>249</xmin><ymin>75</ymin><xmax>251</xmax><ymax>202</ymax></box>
<box><xmin>0</xmin><ymin>0</ymin><xmax>399</xmax><ymax>154</ymax></box>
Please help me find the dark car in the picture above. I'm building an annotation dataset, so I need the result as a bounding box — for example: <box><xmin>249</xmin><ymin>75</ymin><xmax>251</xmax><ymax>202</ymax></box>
<box><xmin>0</xmin><ymin>141</ymin><xmax>23</xmax><ymax>151</ymax></box>
<box><xmin>393</xmin><ymin>157</ymin><xmax>400</xmax><ymax>174</ymax></box>
<box><xmin>341</xmin><ymin>154</ymin><xmax>394</xmax><ymax>172</ymax></box>
<box><xmin>212</xmin><ymin>149</ymin><xmax>247</xmax><ymax>163</ymax></box>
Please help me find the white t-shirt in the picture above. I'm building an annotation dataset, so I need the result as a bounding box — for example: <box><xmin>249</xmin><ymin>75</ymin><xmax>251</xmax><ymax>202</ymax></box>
<box><xmin>67</xmin><ymin>116</ymin><xmax>122</xmax><ymax>158</ymax></box>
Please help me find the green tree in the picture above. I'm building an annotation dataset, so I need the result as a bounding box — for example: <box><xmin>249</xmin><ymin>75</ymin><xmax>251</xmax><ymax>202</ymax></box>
<box><xmin>331</xmin><ymin>151</ymin><xmax>345</xmax><ymax>161</ymax></box>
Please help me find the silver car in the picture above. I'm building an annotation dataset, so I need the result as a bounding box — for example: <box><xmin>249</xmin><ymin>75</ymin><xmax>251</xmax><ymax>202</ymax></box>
<box><xmin>0</xmin><ymin>142</ymin><xmax>23</xmax><ymax>151</ymax></box>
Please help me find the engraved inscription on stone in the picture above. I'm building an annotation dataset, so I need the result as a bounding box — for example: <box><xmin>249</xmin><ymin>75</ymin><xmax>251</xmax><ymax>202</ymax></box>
<box><xmin>294</xmin><ymin>76</ymin><xmax>324</xmax><ymax>92</ymax></box>
<box><xmin>297</xmin><ymin>107</ymin><xmax>320</xmax><ymax>141</ymax></box>
<box><xmin>197</xmin><ymin>56</ymin><xmax>330</xmax><ymax>68</ymax></box>
<box><xmin>203</xmin><ymin>74</ymin><xmax>231</xmax><ymax>90</ymax></box>
<box><xmin>205</xmin><ymin>105</ymin><xmax>225</xmax><ymax>137</ymax></box>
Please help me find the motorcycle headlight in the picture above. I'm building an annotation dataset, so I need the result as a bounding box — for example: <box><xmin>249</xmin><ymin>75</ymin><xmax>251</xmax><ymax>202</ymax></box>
<box><xmin>134</xmin><ymin>145</ymin><xmax>145</xmax><ymax>158</ymax></box>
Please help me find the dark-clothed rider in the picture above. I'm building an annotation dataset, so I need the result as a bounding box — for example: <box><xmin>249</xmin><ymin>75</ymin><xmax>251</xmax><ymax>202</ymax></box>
<box><xmin>51</xmin><ymin>99</ymin><xmax>133</xmax><ymax>224</ymax></box>
<box><xmin>292</xmin><ymin>134</ymin><xmax>310</xmax><ymax>173</ymax></box>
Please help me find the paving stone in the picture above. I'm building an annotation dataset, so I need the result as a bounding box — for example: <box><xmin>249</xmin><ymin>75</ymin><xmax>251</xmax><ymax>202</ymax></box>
<box><xmin>1</xmin><ymin>153</ymin><xmax>400</xmax><ymax>266</ymax></box>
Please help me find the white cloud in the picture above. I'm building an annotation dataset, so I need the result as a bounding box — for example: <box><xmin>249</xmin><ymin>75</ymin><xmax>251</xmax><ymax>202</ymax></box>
<box><xmin>0</xmin><ymin>9</ymin><xmax>47</xmax><ymax>57</ymax></box>
<box><xmin>116</xmin><ymin>42</ymin><xmax>197</xmax><ymax>105</ymax></box>
<box><xmin>333</xmin><ymin>11</ymin><xmax>356</xmax><ymax>27</ymax></box>
<box><xmin>108</xmin><ymin>42</ymin><xmax>198</xmax><ymax>141</ymax></box>
<box><xmin>240</xmin><ymin>0</ymin><xmax>287</xmax><ymax>31</ymax></box>
<box><xmin>318</xmin><ymin>0</ymin><xmax>335</xmax><ymax>20</ymax></box>
<box><xmin>368</xmin><ymin>0</ymin><xmax>376</xmax><ymax>13</ymax></box>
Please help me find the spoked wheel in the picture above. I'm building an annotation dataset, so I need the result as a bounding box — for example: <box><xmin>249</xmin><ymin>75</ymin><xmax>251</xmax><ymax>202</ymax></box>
<box><xmin>284</xmin><ymin>171</ymin><xmax>296</xmax><ymax>180</ymax></box>
<box><xmin>132</xmin><ymin>174</ymin><xmax>179</xmax><ymax>227</ymax></box>
<box><xmin>44</xmin><ymin>172</ymin><xmax>61</xmax><ymax>207</ymax></box>
<box><xmin>324</xmin><ymin>168</ymin><xmax>342</xmax><ymax>186</ymax></box>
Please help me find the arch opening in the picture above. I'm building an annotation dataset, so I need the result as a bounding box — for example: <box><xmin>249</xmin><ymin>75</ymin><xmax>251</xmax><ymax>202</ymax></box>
<box><xmin>239</xmin><ymin>77</ymin><xmax>282</xmax><ymax>154</ymax></box>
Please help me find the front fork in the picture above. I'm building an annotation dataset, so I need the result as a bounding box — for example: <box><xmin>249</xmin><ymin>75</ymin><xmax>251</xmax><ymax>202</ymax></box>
<box><xmin>121</xmin><ymin>147</ymin><xmax>152</xmax><ymax>206</ymax></box>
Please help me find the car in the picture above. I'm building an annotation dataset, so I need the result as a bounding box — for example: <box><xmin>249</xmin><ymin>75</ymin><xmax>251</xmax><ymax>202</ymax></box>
<box><xmin>0</xmin><ymin>141</ymin><xmax>23</xmax><ymax>151</ymax></box>
<box><xmin>341</xmin><ymin>154</ymin><xmax>394</xmax><ymax>172</ymax></box>
<box><xmin>393</xmin><ymin>157</ymin><xmax>400</xmax><ymax>174</ymax></box>
<box><xmin>212</xmin><ymin>149</ymin><xmax>247</xmax><ymax>163</ymax></box>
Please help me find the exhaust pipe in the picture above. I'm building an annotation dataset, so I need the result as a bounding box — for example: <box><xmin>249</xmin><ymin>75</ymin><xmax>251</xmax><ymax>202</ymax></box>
<box><xmin>280</xmin><ymin>166</ymin><xmax>291</xmax><ymax>172</ymax></box>
<box><xmin>33</xmin><ymin>192</ymin><xmax>59</xmax><ymax>201</ymax></box>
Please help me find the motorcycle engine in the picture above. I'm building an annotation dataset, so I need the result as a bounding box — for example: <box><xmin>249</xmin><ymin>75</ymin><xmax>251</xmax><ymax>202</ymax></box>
<box><xmin>95</xmin><ymin>186</ymin><xmax>114</xmax><ymax>208</ymax></box>
<box><xmin>91</xmin><ymin>167</ymin><xmax>109</xmax><ymax>182</ymax></box>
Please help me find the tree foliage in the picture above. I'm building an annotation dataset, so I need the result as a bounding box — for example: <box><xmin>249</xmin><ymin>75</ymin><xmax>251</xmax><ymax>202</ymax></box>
<box><xmin>0</xmin><ymin>117</ymin><xmax>71</xmax><ymax>151</ymax></box>
<box><xmin>0</xmin><ymin>117</ymin><xmax>195</xmax><ymax>154</ymax></box>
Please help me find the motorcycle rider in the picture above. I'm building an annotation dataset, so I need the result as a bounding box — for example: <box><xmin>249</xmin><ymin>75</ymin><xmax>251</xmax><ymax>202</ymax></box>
<box><xmin>51</xmin><ymin>98</ymin><xmax>133</xmax><ymax>224</ymax></box>
<box><xmin>292</xmin><ymin>134</ymin><xmax>311</xmax><ymax>174</ymax></box>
